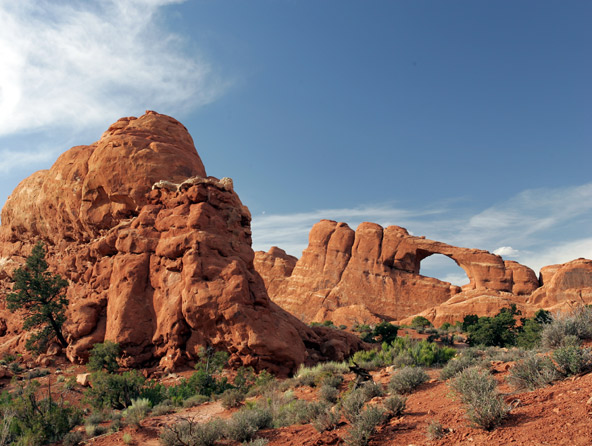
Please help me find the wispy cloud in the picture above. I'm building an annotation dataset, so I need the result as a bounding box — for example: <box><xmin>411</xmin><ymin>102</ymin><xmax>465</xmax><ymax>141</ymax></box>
<box><xmin>252</xmin><ymin>183</ymin><xmax>592</xmax><ymax>276</ymax></box>
<box><xmin>251</xmin><ymin>203</ymin><xmax>447</xmax><ymax>256</ymax></box>
<box><xmin>0</xmin><ymin>0</ymin><xmax>227</xmax><ymax>139</ymax></box>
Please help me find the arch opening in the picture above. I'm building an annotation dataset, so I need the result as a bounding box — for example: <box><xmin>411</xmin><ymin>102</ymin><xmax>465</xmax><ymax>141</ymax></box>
<box><xmin>419</xmin><ymin>253</ymin><xmax>470</xmax><ymax>286</ymax></box>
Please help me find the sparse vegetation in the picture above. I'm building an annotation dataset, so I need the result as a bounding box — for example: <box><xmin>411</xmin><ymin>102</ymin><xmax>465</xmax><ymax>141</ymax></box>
<box><xmin>388</xmin><ymin>366</ymin><xmax>428</xmax><ymax>394</ymax></box>
<box><xmin>383</xmin><ymin>394</ymin><xmax>406</xmax><ymax>417</ymax></box>
<box><xmin>344</xmin><ymin>406</ymin><xmax>385</xmax><ymax>446</ymax></box>
<box><xmin>426</xmin><ymin>419</ymin><xmax>446</xmax><ymax>440</ymax></box>
<box><xmin>507</xmin><ymin>353</ymin><xmax>559</xmax><ymax>390</ymax></box>
<box><xmin>6</xmin><ymin>242</ymin><xmax>69</xmax><ymax>352</ymax></box>
<box><xmin>450</xmin><ymin>367</ymin><xmax>509</xmax><ymax>430</ymax></box>
<box><xmin>87</xmin><ymin>341</ymin><xmax>121</xmax><ymax>373</ymax></box>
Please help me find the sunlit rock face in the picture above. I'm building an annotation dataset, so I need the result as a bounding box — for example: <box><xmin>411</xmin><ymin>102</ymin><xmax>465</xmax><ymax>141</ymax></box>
<box><xmin>255</xmin><ymin>219</ymin><xmax>540</xmax><ymax>326</ymax></box>
<box><xmin>0</xmin><ymin>111</ymin><xmax>364</xmax><ymax>374</ymax></box>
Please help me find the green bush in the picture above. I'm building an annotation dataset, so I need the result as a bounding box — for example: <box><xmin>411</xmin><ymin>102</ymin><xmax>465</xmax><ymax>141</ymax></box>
<box><xmin>160</xmin><ymin>418</ymin><xmax>225</xmax><ymax>446</ymax></box>
<box><xmin>466</xmin><ymin>305</ymin><xmax>521</xmax><ymax>347</ymax></box>
<box><xmin>553</xmin><ymin>345</ymin><xmax>592</xmax><ymax>376</ymax></box>
<box><xmin>87</xmin><ymin>341</ymin><xmax>121</xmax><ymax>373</ymax></box>
<box><xmin>3</xmin><ymin>380</ymin><xmax>82</xmax><ymax>445</ymax></box>
<box><xmin>388</xmin><ymin>367</ymin><xmax>428</xmax><ymax>394</ymax></box>
<box><xmin>411</xmin><ymin>316</ymin><xmax>432</xmax><ymax>329</ymax></box>
<box><xmin>85</xmin><ymin>370</ymin><xmax>145</xmax><ymax>410</ymax></box>
<box><xmin>450</xmin><ymin>367</ymin><xmax>508</xmax><ymax>430</ymax></box>
<box><xmin>516</xmin><ymin>310</ymin><xmax>552</xmax><ymax>349</ymax></box>
<box><xmin>506</xmin><ymin>353</ymin><xmax>558</xmax><ymax>390</ymax></box>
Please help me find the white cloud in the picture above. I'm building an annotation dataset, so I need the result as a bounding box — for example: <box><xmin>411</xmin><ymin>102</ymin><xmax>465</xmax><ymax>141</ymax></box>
<box><xmin>0</xmin><ymin>0</ymin><xmax>227</xmax><ymax>137</ymax></box>
<box><xmin>0</xmin><ymin>147</ymin><xmax>58</xmax><ymax>173</ymax></box>
<box><xmin>493</xmin><ymin>246</ymin><xmax>520</xmax><ymax>257</ymax></box>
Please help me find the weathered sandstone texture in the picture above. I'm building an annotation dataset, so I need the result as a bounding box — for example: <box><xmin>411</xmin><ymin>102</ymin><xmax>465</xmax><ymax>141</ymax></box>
<box><xmin>255</xmin><ymin>219</ymin><xmax>539</xmax><ymax>325</ymax></box>
<box><xmin>0</xmin><ymin>112</ymin><xmax>363</xmax><ymax>375</ymax></box>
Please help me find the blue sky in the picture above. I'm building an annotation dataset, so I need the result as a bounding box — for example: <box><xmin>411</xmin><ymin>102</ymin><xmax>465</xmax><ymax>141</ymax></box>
<box><xmin>0</xmin><ymin>0</ymin><xmax>591</xmax><ymax>284</ymax></box>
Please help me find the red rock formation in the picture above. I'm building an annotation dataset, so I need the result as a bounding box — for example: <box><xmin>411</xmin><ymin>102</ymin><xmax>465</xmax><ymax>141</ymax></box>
<box><xmin>527</xmin><ymin>258</ymin><xmax>592</xmax><ymax>311</ymax></box>
<box><xmin>0</xmin><ymin>112</ymin><xmax>363</xmax><ymax>375</ymax></box>
<box><xmin>400</xmin><ymin>259</ymin><xmax>592</xmax><ymax>327</ymax></box>
<box><xmin>257</xmin><ymin>219</ymin><xmax>539</xmax><ymax>325</ymax></box>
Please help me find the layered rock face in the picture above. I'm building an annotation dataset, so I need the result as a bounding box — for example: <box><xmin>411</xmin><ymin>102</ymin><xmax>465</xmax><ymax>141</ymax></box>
<box><xmin>400</xmin><ymin>259</ymin><xmax>592</xmax><ymax>326</ymax></box>
<box><xmin>255</xmin><ymin>219</ymin><xmax>539</xmax><ymax>325</ymax></box>
<box><xmin>0</xmin><ymin>112</ymin><xmax>363</xmax><ymax>374</ymax></box>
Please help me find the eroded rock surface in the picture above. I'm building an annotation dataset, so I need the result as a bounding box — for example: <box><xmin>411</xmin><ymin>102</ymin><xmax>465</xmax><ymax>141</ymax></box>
<box><xmin>0</xmin><ymin>112</ymin><xmax>363</xmax><ymax>374</ymax></box>
<box><xmin>256</xmin><ymin>219</ymin><xmax>539</xmax><ymax>325</ymax></box>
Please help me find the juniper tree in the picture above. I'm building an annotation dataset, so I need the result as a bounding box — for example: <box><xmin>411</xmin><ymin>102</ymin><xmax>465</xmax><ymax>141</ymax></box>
<box><xmin>7</xmin><ymin>242</ymin><xmax>69</xmax><ymax>352</ymax></box>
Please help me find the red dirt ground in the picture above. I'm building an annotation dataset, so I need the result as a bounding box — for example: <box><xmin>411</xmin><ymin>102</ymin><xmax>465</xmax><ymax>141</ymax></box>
<box><xmin>69</xmin><ymin>364</ymin><xmax>592</xmax><ymax>446</ymax></box>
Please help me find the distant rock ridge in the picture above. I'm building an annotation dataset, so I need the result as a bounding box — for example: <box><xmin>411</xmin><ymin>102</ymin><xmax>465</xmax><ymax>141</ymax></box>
<box><xmin>255</xmin><ymin>220</ymin><xmax>592</xmax><ymax>326</ymax></box>
<box><xmin>0</xmin><ymin>111</ymin><xmax>363</xmax><ymax>374</ymax></box>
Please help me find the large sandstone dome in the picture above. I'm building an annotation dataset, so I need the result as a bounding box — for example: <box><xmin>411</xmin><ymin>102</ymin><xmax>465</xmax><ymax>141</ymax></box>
<box><xmin>0</xmin><ymin>111</ymin><xmax>363</xmax><ymax>374</ymax></box>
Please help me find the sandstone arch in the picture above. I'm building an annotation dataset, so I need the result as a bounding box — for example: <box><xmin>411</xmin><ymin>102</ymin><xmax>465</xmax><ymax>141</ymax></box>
<box><xmin>255</xmin><ymin>220</ymin><xmax>540</xmax><ymax>324</ymax></box>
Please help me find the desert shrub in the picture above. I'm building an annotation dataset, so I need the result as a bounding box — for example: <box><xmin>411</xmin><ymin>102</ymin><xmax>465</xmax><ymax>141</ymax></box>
<box><xmin>85</xmin><ymin>423</ymin><xmax>107</xmax><ymax>437</ymax></box>
<box><xmin>411</xmin><ymin>316</ymin><xmax>432</xmax><ymax>330</ymax></box>
<box><xmin>160</xmin><ymin>418</ymin><xmax>225</xmax><ymax>446</ymax></box>
<box><xmin>440</xmin><ymin>354</ymin><xmax>482</xmax><ymax>380</ymax></box>
<box><xmin>344</xmin><ymin>406</ymin><xmax>385</xmax><ymax>446</ymax></box>
<box><xmin>426</xmin><ymin>420</ymin><xmax>446</xmax><ymax>440</ymax></box>
<box><xmin>243</xmin><ymin>440</ymin><xmax>269</xmax><ymax>446</ymax></box>
<box><xmin>322</xmin><ymin>373</ymin><xmax>343</xmax><ymax>389</ymax></box>
<box><xmin>506</xmin><ymin>353</ymin><xmax>558</xmax><ymax>390</ymax></box>
<box><xmin>341</xmin><ymin>388</ymin><xmax>369</xmax><ymax>423</ymax></box>
<box><xmin>139</xmin><ymin>380</ymin><xmax>167</xmax><ymax>406</ymax></box>
<box><xmin>358</xmin><ymin>381</ymin><xmax>384</xmax><ymax>400</ymax></box>
<box><xmin>123</xmin><ymin>397</ymin><xmax>151</xmax><ymax>426</ymax></box>
<box><xmin>541</xmin><ymin>307</ymin><xmax>592</xmax><ymax>349</ymax></box>
<box><xmin>220</xmin><ymin>388</ymin><xmax>245</xmax><ymax>409</ymax></box>
<box><xmin>553</xmin><ymin>345</ymin><xmax>592</xmax><ymax>376</ymax></box>
<box><xmin>182</xmin><ymin>394</ymin><xmax>210</xmax><ymax>408</ymax></box>
<box><xmin>62</xmin><ymin>430</ymin><xmax>84</xmax><ymax>446</ymax></box>
<box><xmin>122</xmin><ymin>432</ymin><xmax>133</xmax><ymax>444</ymax></box>
<box><xmin>86</xmin><ymin>411</ymin><xmax>106</xmax><ymax>426</ymax></box>
<box><xmin>383</xmin><ymin>394</ymin><xmax>406</xmax><ymax>417</ymax></box>
<box><xmin>87</xmin><ymin>341</ymin><xmax>121</xmax><ymax>373</ymax></box>
<box><xmin>152</xmin><ymin>401</ymin><xmax>176</xmax><ymax>416</ymax></box>
<box><xmin>482</xmin><ymin>346</ymin><xmax>529</xmax><ymax>363</ymax></box>
<box><xmin>312</xmin><ymin>404</ymin><xmax>340</xmax><ymax>432</ymax></box>
<box><xmin>224</xmin><ymin>408</ymin><xmax>273</xmax><ymax>442</ymax></box>
<box><xmin>450</xmin><ymin>367</ymin><xmax>509</xmax><ymax>430</ymax></box>
<box><xmin>388</xmin><ymin>367</ymin><xmax>428</xmax><ymax>394</ymax></box>
<box><xmin>26</xmin><ymin>368</ymin><xmax>50</xmax><ymax>379</ymax></box>
<box><xmin>294</xmin><ymin>362</ymin><xmax>348</xmax><ymax>387</ymax></box>
<box><xmin>8</xmin><ymin>362</ymin><xmax>22</xmax><ymax>375</ymax></box>
<box><xmin>273</xmin><ymin>399</ymin><xmax>316</xmax><ymax>427</ymax></box>
<box><xmin>319</xmin><ymin>385</ymin><xmax>339</xmax><ymax>404</ymax></box>
<box><xmin>85</xmin><ymin>370</ymin><xmax>145</xmax><ymax>410</ymax></box>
